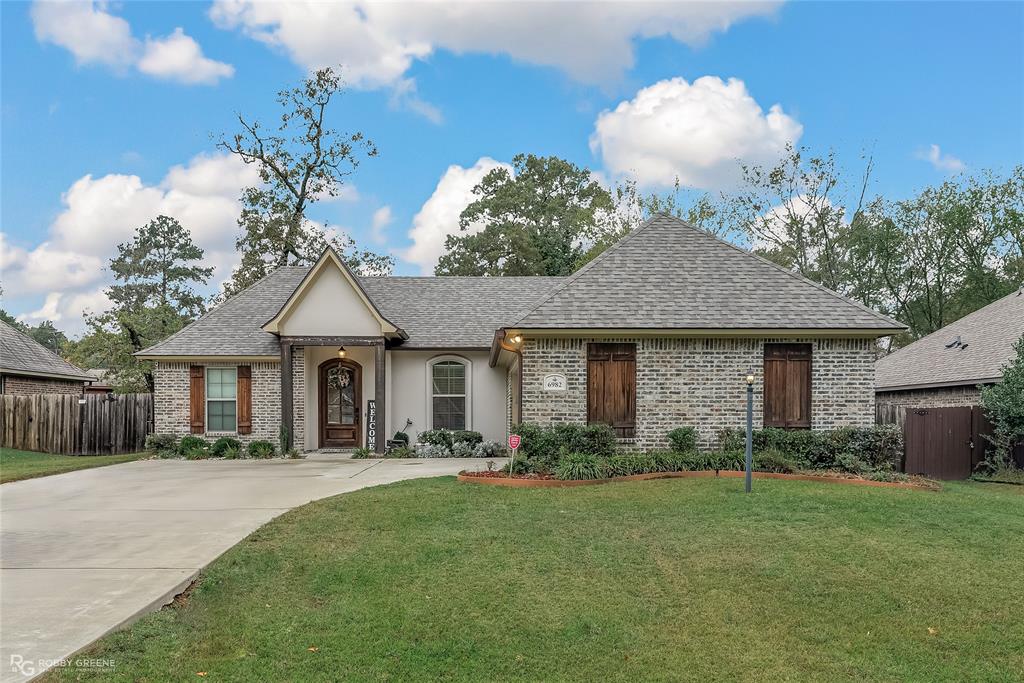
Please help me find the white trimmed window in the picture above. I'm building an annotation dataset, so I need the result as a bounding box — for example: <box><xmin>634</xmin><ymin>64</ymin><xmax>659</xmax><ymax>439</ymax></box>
<box><xmin>428</xmin><ymin>356</ymin><xmax>471</xmax><ymax>431</ymax></box>
<box><xmin>206</xmin><ymin>367</ymin><xmax>237</xmax><ymax>432</ymax></box>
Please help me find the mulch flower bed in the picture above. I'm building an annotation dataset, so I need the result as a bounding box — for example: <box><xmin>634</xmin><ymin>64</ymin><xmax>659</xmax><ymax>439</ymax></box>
<box><xmin>458</xmin><ymin>469</ymin><xmax>939</xmax><ymax>491</ymax></box>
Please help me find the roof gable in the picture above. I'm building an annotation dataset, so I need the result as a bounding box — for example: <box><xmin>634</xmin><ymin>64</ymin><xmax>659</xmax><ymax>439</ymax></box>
<box><xmin>0</xmin><ymin>320</ymin><xmax>92</xmax><ymax>381</ymax></box>
<box><xmin>261</xmin><ymin>248</ymin><xmax>404</xmax><ymax>338</ymax></box>
<box><xmin>876</xmin><ymin>289</ymin><xmax>1024</xmax><ymax>390</ymax></box>
<box><xmin>512</xmin><ymin>214</ymin><xmax>904</xmax><ymax>333</ymax></box>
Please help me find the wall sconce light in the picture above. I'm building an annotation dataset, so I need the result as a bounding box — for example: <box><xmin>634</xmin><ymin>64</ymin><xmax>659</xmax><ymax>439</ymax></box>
<box><xmin>337</xmin><ymin>346</ymin><xmax>347</xmax><ymax>359</ymax></box>
<box><xmin>511</xmin><ymin>334</ymin><xmax>522</xmax><ymax>344</ymax></box>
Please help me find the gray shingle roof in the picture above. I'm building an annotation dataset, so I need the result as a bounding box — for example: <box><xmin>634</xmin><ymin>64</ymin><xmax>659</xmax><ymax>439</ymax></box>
<box><xmin>0</xmin><ymin>320</ymin><xmax>92</xmax><ymax>381</ymax></box>
<box><xmin>875</xmin><ymin>289</ymin><xmax>1024</xmax><ymax>390</ymax></box>
<box><xmin>138</xmin><ymin>267</ymin><xmax>563</xmax><ymax>356</ymax></box>
<box><xmin>513</xmin><ymin>214</ymin><xmax>905</xmax><ymax>331</ymax></box>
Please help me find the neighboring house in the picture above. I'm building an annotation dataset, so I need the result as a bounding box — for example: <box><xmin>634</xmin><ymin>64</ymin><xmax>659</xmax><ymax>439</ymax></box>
<box><xmin>137</xmin><ymin>215</ymin><xmax>905</xmax><ymax>452</ymax></box>
<box><xmin>0</xmin><ymin>320</ymin><xmax>93</xmax><ymax>395</ymax></box>
<box><xmin>83</xmin><ymin>369</ymin><xmax>115</xmax><ymax>395</ymax></box>
<box><xmin>876</xmin><ymin>288</ymin><xmax>1024</xmax><ymax>408</ymax></box>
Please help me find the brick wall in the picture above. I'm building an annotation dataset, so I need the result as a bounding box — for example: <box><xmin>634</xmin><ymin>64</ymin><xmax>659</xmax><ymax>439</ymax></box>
<box><xmin>2</xmin><ymin>374</ymin><xmax>84</xmax><ymax>395</ymax></box>
<box><xmin>153</xmin><ymin>361</ymin><xmax>281</xmax><ymax>445</ymax></box>
<box><xmin>876</xmin><ymin>384</ymin><xmax>985</xmax><ymax>409</ymax></box>
<box><xmin>292</xmin><ymin>348</ymin><xmax>305</xmax><ymax>449</ymax></box>
<box><xmin>520</xmin><ymin>336</ymin><xmax>877</xmax><ymax>450</ymax></box>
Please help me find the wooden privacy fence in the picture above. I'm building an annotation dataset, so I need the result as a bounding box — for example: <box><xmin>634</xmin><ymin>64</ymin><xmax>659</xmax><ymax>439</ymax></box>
<box><xmin>0</xmin><ymin>393</ymin><xmax>153</xmax><ymax>455</ymax></box>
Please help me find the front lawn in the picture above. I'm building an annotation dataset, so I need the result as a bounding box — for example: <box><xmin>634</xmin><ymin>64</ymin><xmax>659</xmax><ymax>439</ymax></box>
<box><xmin>0</xmin><ymin>447</ymin><xmax>147</xmax><ymax>483</ymax></box>
<box><xmin>48</xmin><ymin>478</ymin><xmax>1023</xmax><ymax>681</ymax></box>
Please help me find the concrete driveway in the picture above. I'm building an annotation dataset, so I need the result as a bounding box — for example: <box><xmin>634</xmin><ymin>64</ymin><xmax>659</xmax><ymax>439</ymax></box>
<box><xmin>0</xmin><ymin>455</ymin><xmax>498</xmax><ymax>681</ymax></box>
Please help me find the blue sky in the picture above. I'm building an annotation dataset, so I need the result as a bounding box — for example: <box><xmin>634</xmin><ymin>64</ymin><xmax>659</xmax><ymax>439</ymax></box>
<box><xmin>2</xmin><ymin>1</ymin><xmax>1022</xmax><ymax>335</ymax></box>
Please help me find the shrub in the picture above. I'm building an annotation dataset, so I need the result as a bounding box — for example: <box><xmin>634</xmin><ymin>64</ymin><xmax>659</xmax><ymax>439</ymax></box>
<box><xmin>145</xmin><ymin>433</ymin><xmax>178</xmax><ymax>456</ymax></box>
<box><xmin>667</xmin><ymin>427</ymin><xmax>697</xmax><ymax>453</ymax></box>
<box><xmin>177</xmin><ymin>435</ymin><xmax>208</xmax><ymax>456</ymax></box>
<box><xmin>753</xmin><ymin>448</ymin><xmax>797</xmax><ymax>473</ymax></box>
<box><xmin>184</xmin><ymin>448</ymin><xmax>209</xmax><ymax>460</ymax></box>
<box><xmin>453</xmin><ymin>430</ymin><xmax>483</xmax><ymax>446</ymax></box>
<box><xmin>979</xmin><ymin>335</ymin><xmax>1024</xmax><ymax>471</ymax></box>
<box><xmin>416</xmin><ymin>443</ymin><xmax>450</xmax><ymax>458</ymax></box>
<box><xmin>473</xmin><ymin>441</ymin><xmax>506</xmax><ymax>458</ymax></box>
<box><xmin>450</xmin><ymin>441</ymin><xmax>477</xmax><ymax>458</ymax></box>
<box><xmin>717</xmin><ymin>426</ymin><xmax>903</xmax><ymax>472</ymax></box>
<box><xmin>247</xmin><ymin>440</ymin><xmax>276</xmax><ymax>459</ymax></box>
<box><xmin>210</xmin><ymin>436</ymin><xmax>242</xmax><ymax>457</ymax></box>
<box><xmin>555</xmin><ymin>452</ymin><xmax>609</xmax><ymax>480</ymax></box>
<box><xmin>351</xmin><ymin>447</ymin><xmax>374</xmax><ymax>459</ymax></box>
<box><xmin>606</xmin><ymin>453</ymin><xmax>656</xmax><ymax>476</ymax></box>
<box><xmin>222</xmin><ymin>446</ymin><xmax>241</xmax><ymax>460</ymax></box>
<box><xmin>710</xmin><ymin>450</ymin><xmax>746</xmax><ymax>472</ymax></box>
<box><xmin>385</xmin><ymin>446</ymin><xmax>416</xmax><ymax>459</ymax></box>
<box><xmin>418</xmin><ymin>429</ymin><xmax>455</xmax><ymax>450</ymax></box>
<box><xmin>510</xmin><ymin>423</ymin><xmax>618</xmax><ymax>475</ymax></box>
<box><xmin>392</xmin><ymin>431</ymin><xmax>410</xmax><ymax>446</ymax></box>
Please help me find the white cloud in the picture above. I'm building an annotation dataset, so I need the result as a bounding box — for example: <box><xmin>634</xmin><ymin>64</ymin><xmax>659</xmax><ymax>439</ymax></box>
<box><xmin>591</xmin><ymin>76</ymin><xmax>803</xmax><ymax>190</ymax></box>
<box><xmin>2</xmin><ymin>152</ymin><xmax>259</xmax><ymax>334</ymax></box>
<box><xmin>918</xmin><ymin>144</ymin><xmax>965</xmax><ymax>174</ymax></box>
<box><xmin>209</xmin><ymin>1</ymin><xmax>779</xmax><ymax>119</ymax></box>
<box><xmin>137</xmin><ymin>28</ymin><xmax>235</xmax><ymax>85</ymax></box>
<box><xmin>402</xmin><ymin>157</ymin><xmax>511</xmax><ymax>274</ymax></box>
<box><xmin>31</xmin><ymin>0</ymin><xmax>137</xmax><ymax>68</ymax></box>
<box><xmin>370</xmin><ymin>206</ymin><xmax>393</xmax><ymax>245</ymax></box>
<box><xmin>31</xmin><ymin>1</ymin><xmax>233</xmax><ymax>85</ymax></box>
<box><xmin>17</xmin><ymin>288</ymin><xmax>113</xmax><ymax>334</ymax></box>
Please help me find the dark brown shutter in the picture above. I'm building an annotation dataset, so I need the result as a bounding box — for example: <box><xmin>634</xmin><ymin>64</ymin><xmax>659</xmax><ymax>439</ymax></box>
<box><xmin>587</xmin><ymin>343</ymin><xmax>636</xmax><ymax>437</ymax></box>
<box><xmin>237</xmin><ymin>365</ymin><xmax>252</xmax><ymax>435</ymax></box>
<box><xmin>763</xmin><ymin>343</ymin><xmax>812</xmax><ymax>429</ymax></box>
<box><xmin>189</xmin><ymin>365</ymin><xmax>205</xmax><ymax>434</ymax></box>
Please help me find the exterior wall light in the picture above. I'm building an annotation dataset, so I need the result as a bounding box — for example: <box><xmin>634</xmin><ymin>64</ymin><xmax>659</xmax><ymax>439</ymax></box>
<box><xmin>512</xmin><ymin>334</ymin><xmax>522</xmax><ymax>344</ymax></box>
<box><xmin>337</xmin><ymin>346</ymin><xmax>347</xmax><ymax>359</ymax></box>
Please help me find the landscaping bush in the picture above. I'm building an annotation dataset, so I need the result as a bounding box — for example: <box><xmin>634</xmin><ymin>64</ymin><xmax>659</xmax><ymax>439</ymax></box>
<box><xmin>717</xmin><ymin>426</ymin><xmax>903</xmax><ymax>472</ymax></box>
<box><xmin>418</xmin><ymin>429</ymin><xmax>455</xmax><ymax>450</ymax></box>
<box><xmin>710</xmin><ymin>450</ymin><xmax>746</xmax><ymax>472</ymax></box>
<box><xmin>453</xmin><ymin>430</ymin><xmax>483</xmax><ymax>446</ymax></box>
<box><xmin>509</xmin><ymin>423</ymin><xmax>618</xmax><ymax>474</ymax></box>
<box><xmin>667</xmin><ymin>427</ymin><xmax>697</xmax><ymax>453</ymax></box>
<box><xmin>451</xmin><ymin>441</ymin><xmax>477</xmax><ymax>458</ymax></box>
<box><xmin>392</xmin><ymin>431</ymin><xmax>410</xmax><ymax>446</ymax></box>
<box><xmin>753</xmin><ymin>448</ymin><xmax>797</xmax><ymax>473</ymax></box>
<box><xmin>385</xmin><ymin>446</ymin><xmax>416</xmax><ymax>459</ymax></box>
<box><xmin>555</xmin><ymin>452</ymin><xmax>609</xmax><ymax>480</ymax></box>
<box><xmin>210</xmin><ymin>436</ymin><xmax>242</xmax><ymax>458</ymax></box>
<box><xmin>416</xmin><ymin>443</ymin><xmax>451</xmax><ymax>458</ymax></box>
<box><xmin>222</xmin><ymin>446</ymin><xmax>241</xmax><ymax>460</ymax></box>
<box><xmin>474</xmin><ymin>441</ymin><xmax>506</xmax><ymax>458</ymax></box>
<box><xmin>177</xmin><ymin>435</ymin><xmax>208</xmax><ymax>457</ymax></box>
<box><xmin>145</xmin><ymin>433</ymin><xmax>178</xmax><ymax>457</ymax></box>
<box><xmin>184</xmin><ymin>448</ymin><xmax>210</xmax><ymax>460</ymax></box>
<box><xmin>247</xmin><ymin>440</ymin><xmax>276</xmax><ymax>459</ymax></box>
<box><xmin>606</xmin><ymin>454</ymin><xmax>656</xmax><ymax>477</ymax></box>
<box><xmin>352</xmin><ymin>447</ymin><xmax>374</xmax><ymax>459</ymax></box>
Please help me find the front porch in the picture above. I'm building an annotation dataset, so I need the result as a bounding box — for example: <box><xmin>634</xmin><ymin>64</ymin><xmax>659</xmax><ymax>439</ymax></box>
<box><xmin>281</xmin><ymin>336</ymin><xmax>387</xmax><ymax>454</ymax></box>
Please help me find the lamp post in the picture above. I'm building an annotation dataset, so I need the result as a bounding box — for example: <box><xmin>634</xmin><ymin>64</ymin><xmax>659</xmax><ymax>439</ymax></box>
<box><xmin>745</xmin><ymin>367</ymin><xmax>754</xmax><ymax>493</ymax></box>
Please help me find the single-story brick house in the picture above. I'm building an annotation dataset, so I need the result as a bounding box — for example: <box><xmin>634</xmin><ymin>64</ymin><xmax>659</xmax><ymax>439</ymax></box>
<box><xmin>138</xmin><ymin>215</ymin><xmax>905</xmax><ymax>453</ymax></box>
<box><xmin>0</xmin><ymin>320</ymin><xmax>93</xmax><ymax>395</ymax></box>
<box><xmin>876</xmin><ymin>287</ymin><xmax>1024</xmax><ymax>408</ymax></box>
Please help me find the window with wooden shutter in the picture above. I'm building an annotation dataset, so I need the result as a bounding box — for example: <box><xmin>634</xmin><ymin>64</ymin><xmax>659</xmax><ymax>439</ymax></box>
<box><xmin>763</xmin><ymin>343</ymin><xmax>812</xmax><ymax>429</ymax></box>
<box><xmin>237</xmin><ymin>365</ymin><xmax>252</xmax><ymax>435</ymax></box>
<box><xmin>189</xmin><ymin>365</ymin><xmax>205</xmax><ymax>434</ymax></box>
<box><xmin>587</xmin><ymin>343</ymin><xmax>636</xmax><ymax>438</ymax></box>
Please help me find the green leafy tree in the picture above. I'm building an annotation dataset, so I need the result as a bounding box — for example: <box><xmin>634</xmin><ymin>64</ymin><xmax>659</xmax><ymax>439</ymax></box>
<box><xmin>436</xmin><ymin>154</ymin><xmax>616</xmax><ymax>276</ymax></box>
<box><xmin>220</xmin><ymin>66</ymin><xmax>391</xmax><ymax>297</ymax></box>
<box><xmin>979</xmin><ymin>334</ymin><xmax>1024</xmax><ymax>472</ymax></box>
<box><xmin>66</xmin><ymin>216</ymin><xmax>212</xmax><ymax>392</ymax></box>
<box><xmin>25</xmin><ymin>321</ymin><xmax>69</xmax><ymax>353</ymax></box>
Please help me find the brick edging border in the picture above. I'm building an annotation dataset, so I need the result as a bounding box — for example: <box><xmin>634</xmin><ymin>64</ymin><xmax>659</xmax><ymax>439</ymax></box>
<box><xmin>457</xmin><ymin>469</ymin><xmax>935</xmax><ymax>490</ymax></box>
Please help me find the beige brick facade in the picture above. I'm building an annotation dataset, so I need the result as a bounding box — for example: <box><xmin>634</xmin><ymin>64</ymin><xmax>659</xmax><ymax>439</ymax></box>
<box><xmin>153</xmin><ymin>361</ymin><xmax>282</xmax><ymax>445</ymax></box>
<box><xmin>520</xmin><ymin>336</ymin><xmax>877</xmax><ymax>450</ymax></box>
<box><xmin>1</xmin><ymin>374</ymin><xmax>85</xmax><ymax>395</ymax></box>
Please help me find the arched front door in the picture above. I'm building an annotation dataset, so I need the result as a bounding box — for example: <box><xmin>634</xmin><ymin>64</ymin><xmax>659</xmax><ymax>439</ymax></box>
<box><xmin>319</xmin><ymin>359</ymin><xmax>361</xmax><ymax>448</ymax></box>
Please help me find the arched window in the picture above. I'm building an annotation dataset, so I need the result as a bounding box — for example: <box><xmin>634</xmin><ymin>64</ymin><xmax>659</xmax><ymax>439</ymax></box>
<box><xmin>427</xmin><ymin>356</ymin><xmax>471</xmax><ymax>430</ymax></box>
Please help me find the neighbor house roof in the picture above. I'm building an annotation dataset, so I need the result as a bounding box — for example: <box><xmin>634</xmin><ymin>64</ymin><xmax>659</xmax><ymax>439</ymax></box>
<box><xmin>137</xmin><ymin>267</ymin><xmax>563</xmax><ymax>357</ymax></box>
<box><xmin>512</xmin><ymin>214</ymin><xmax>906</xmax><ymax>333</ymax></box>
<box><xmin>0</xmin><ymin>320</ymin><xmax>93</xmax><ymax>381</ymax></box>
<box><xmin>875</xmin><ymin>288</ymin><xmax>1024</xmax><ymax>391</ymax></box>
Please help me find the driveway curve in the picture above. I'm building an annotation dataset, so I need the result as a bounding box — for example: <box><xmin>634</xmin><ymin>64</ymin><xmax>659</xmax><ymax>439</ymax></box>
<box><xmin>0</xmin><ymin>456</ymin><xmax>498</xmax><ymax>681</ymax></box>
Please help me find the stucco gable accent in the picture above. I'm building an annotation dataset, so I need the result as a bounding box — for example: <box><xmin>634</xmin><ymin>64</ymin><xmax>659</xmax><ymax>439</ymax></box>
<box><xmin>261</xmin><ymin>247</ymin><xmax>407</xmax><ymax>338</ymax></box>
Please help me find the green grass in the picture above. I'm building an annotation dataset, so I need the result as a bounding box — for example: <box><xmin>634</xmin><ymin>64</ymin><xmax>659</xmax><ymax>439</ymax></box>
<box><xmin>48</xmin><ymin>478</ymin><xmax>1023</xmax><ymax>682</ymax></box>
<box><xmin>0</xmin><ymin>447</ymin><xmax>147</xmax><ymax>483</ymax></box>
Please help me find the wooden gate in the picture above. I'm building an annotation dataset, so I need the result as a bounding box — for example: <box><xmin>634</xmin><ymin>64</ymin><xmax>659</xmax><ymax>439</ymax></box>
<box><xmin>904</xmin><ymin>407</ymin><xmax>974</xmax><ymax>479</ymax></box>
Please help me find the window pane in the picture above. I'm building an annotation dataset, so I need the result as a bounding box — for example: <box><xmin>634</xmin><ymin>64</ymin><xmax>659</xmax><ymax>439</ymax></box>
<box><xmin>207</xmin><ymin>368</ymin><xmax>236</xmax><ymax>400</ymax></box>
<box><xmin>432</xmin><ymin>361</ymin><xmax>465</xmax><ymax>395</ymax></box>
<box><xmin>208</xmin><ymin>400</ymin><xmax>236</xmax><ymax>432</ymax></box>
<box><xmin>432</xmin><ymin>396</ymin><xmax>465</xmax><ymax>431</ymax></box>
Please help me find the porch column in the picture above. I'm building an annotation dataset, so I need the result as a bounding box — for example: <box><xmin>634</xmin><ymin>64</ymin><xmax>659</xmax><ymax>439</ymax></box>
<box><xmin>281</xmin><ymin>341</ymin><xmax>293</xmax><ymax>451</ymax></box>
<box><xmin>374</xmin><ymin>341</ymin><xmax>386</xmax><ymax>454</ymax></box>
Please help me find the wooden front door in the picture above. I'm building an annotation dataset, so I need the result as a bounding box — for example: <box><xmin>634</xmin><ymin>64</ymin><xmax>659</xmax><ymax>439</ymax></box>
<box><xmin>319</xmin><ymin>359</ymin><xmax>361</xmax><ymax>448</ymax></box>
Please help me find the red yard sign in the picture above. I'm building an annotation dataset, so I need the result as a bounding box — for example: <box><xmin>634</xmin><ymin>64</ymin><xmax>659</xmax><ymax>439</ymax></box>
<box><xmin>508</xmin><ymin>434</ymin><xmax>522</xmax><ymax>451</ymax></box>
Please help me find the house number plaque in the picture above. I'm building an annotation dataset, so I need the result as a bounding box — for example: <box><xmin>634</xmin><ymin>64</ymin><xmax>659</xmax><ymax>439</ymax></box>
<box><xmin>542</xmin><ymin>374</ymin><xmax>567</xmax><ymax>391</ymax></box>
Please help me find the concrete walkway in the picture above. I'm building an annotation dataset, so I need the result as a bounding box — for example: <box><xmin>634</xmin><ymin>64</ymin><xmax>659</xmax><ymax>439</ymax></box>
<box><xmin>0</xmin><ymin>456</ymin><xmax>498</xmax><ymax>681</ymax></box>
